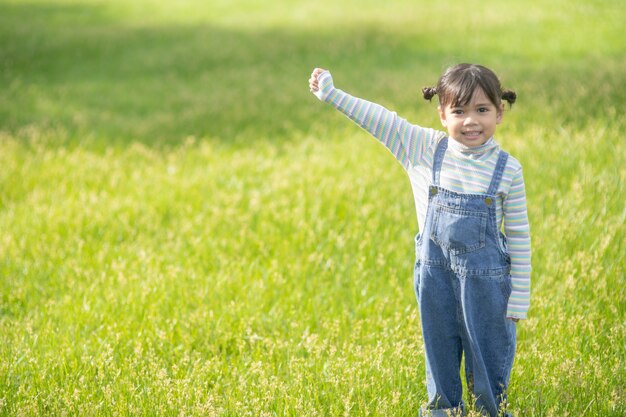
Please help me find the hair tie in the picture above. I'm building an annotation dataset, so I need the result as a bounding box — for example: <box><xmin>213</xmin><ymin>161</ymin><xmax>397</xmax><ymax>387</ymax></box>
<box><xmin>502</xmin><ymin>89</ymin><xmax>517</xmax><ymax>107</ymax></box>
<box><xmin>422</xmin><ymin>87</ymin><xmax>437</xmax><ymax>102</ymax></box>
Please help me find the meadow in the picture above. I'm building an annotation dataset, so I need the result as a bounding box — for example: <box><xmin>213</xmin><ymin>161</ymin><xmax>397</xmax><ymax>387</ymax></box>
<box><xmin>0</xmin><ymin>0</ymin><xmax>624</xmax><ymax>415</ymax></box>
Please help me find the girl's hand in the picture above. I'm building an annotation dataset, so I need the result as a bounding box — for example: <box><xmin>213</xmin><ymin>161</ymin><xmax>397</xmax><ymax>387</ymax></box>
<box><xmin>309</xmin><ymin>67</ymin><xmax>327</xmax><ymax>93</ymax></box>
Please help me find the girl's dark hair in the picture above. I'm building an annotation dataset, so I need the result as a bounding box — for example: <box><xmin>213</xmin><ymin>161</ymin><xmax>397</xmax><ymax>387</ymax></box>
<box><xmin>422</xmin><ymin>63</ymin><xmax>516</xmax><ymax>108</ymax></box>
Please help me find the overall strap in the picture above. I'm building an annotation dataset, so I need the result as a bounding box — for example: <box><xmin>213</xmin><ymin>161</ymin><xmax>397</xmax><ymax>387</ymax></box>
<box><xmin>487</xmin><ymin>150</ymin><xmax>509</xmax><ymax>195</ymax></box>
<box><xmin>432</xmin><ymin>137</ymin><xmax>448</xmax><ymax>185</ymax></box>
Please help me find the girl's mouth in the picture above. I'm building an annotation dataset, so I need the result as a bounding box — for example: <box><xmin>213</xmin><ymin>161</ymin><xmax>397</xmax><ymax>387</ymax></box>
<box><xmin>462</xmin><ymin>130</ymin><xmax>482</xmax><ymax>138</ymax></box>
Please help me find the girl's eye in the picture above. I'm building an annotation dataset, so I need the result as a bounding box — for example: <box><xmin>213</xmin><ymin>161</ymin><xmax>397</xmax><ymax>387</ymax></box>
<box><xmin>452</xmin><ymin>109</ymin><xmax>463</xmax><ymax>115</ymax></box>
<box><xmin>478</xmin><ymin>107</ymin><xmax>489</xmax><ymax>113</ymax></box>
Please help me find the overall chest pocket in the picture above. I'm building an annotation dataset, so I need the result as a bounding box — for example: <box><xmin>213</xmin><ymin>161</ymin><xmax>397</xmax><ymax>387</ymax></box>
<box><xmin>431</xmin><ymin>204</ymin><xmax>487</xmax><ymax>255</ymax></box>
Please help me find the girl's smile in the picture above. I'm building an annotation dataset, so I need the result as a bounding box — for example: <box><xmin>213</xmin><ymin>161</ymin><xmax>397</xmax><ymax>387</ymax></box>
<box><xmin>438</xmin><ymin>88</ymin><xmax>504</xmax><ymax>147</ymax></box>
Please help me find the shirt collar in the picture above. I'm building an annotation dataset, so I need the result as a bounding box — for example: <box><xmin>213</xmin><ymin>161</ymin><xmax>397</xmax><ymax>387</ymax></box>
<box><xmin>448</xmin><ymin>137</ymin><xmax>499</xmax><ymax>156</ymax></box>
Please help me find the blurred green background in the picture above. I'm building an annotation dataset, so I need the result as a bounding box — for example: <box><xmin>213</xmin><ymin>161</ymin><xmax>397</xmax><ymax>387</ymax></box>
<box><xmin>1</xmin><ymin>0</ymin><xmax>623</xmax><ymax>145</ymax></box>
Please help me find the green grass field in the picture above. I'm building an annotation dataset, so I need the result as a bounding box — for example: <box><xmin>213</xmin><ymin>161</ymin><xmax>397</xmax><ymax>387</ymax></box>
<box><xmin>1</xmin><ymin>0</ymin><xmax>624</xmax><ymax>415</ymax></box>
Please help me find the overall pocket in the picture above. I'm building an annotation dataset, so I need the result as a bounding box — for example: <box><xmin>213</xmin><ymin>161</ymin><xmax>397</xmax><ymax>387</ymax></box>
<box><xmin>431</xmin><ymin>205</ymin><xmax>487</xmax><ymax>255</ymax></box>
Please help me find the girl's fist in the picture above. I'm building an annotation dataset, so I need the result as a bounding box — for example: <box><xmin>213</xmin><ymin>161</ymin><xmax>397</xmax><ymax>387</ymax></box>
<box><xmin>309</xmin><ymin>68</ymin><xmax>327</xmax><ymax>92</ymax></box>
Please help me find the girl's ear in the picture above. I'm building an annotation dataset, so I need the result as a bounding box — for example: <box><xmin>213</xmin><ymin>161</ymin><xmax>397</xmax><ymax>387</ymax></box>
<box><xmin>438</xmin><ymin>105</ymin><xmax>448</xmax><ymax>127</ymax></box>
<box><xmin>496</xmin><ymin>103</ymin><xmax>505</xmax><ymax>125</ymax></box>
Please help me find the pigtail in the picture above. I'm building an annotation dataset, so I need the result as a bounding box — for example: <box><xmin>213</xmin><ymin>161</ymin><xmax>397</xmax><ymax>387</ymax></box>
<box><xmin>422</xmin><ymin>87</ymin><xmax>438</xmax><ymax>102</ymax></box>
<box><xmin>502</xmin><ymin>89</ymin><xmax>517</xmax><ymax>107</ymax></box>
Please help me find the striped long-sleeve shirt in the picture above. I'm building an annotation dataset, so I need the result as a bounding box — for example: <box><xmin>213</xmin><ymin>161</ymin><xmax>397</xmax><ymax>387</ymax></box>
<box><xmin>315</xmin><ymin>71</ymin><xmax>531</xmax><ymax>319</ymax></box>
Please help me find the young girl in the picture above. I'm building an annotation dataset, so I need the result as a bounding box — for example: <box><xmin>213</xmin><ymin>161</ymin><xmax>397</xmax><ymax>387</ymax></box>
<box><xmin>309</xmin><ymin>64</ymin><xmax>530</xmax><ymax>417</ymax></box>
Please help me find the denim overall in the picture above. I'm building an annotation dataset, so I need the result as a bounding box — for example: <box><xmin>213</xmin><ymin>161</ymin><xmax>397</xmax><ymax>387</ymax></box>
<box><xmin>415</xmin><ymin>138</ymin><xmax>516</xmax><ymax>417</ymax></box>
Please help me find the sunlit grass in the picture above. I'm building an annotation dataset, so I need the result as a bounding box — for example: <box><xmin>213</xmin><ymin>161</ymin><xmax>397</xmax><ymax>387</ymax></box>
<box><xmin>1</xmin><ymin>0</ymin><xmax>625</xmax><ymax>415</ymax></box>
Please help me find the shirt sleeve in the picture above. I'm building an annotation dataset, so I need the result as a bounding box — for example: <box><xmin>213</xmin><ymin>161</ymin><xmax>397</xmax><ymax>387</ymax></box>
<box><xmin>503</xmin><ymin>167</ymin><xmax>532</xmax><ymax>319</ymax></box>
<box><xmin>315</xmin><ymin>71</ymin><xmax>441</xmax><ymax>170</ymax></box>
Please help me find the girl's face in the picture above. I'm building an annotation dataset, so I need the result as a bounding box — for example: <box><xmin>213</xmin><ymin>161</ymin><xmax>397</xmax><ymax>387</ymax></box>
<box><xmin>438</xmin><ymin>88</ymin><xmax>504</xmax><ymax>147</ymax></box>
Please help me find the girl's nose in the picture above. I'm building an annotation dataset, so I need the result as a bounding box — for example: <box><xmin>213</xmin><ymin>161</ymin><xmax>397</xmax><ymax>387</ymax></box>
<box><xmin>463</xmin><ymin>116</ymin><xmax>475</xmax><ymax>125</ymax></box>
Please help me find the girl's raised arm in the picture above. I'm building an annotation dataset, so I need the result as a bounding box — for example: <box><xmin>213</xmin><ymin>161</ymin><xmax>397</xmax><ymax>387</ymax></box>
<box><xmin>309</xmin><ymin>68</ymin><xmax>443</xmax><ymax>171</ymax></box>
